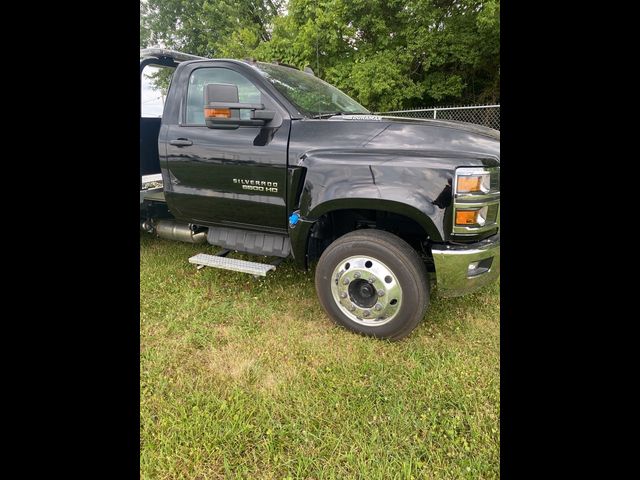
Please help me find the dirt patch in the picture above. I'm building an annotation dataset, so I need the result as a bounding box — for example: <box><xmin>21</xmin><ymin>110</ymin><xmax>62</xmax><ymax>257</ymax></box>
<box><xmin>198</xmin><ymin>312</ymin><xmax>358</xmax><ymax>394</ymax></box>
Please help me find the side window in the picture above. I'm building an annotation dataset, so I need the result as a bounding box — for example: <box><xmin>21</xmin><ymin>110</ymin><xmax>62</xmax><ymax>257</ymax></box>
<box><xmin>141</xmin><ymin>65</ymin><xmax>175</xmax><ymax>118</ymax></box>
<box><xmin>186</xmin><ymin>68</ymin><xmax>262</xmax><ymax>124</ymax></box>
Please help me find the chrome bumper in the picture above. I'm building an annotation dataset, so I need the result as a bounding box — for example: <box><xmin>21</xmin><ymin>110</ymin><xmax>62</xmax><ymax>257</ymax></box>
<box><xmin>431</xmin><ymin>233</ymin><xmax>500</xmax><ymax>297</ymax></box>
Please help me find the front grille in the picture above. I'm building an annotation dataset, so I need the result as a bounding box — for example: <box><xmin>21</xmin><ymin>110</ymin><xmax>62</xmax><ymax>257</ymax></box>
<box><xmin>486</xmin><ymin>203</ymin><xmax>499</xmax><ymax>223</ymax></box>
<box><xmin>490</xmin><ymin>169</ymin><xmax>500</xmax><ymax>192</ymax></box>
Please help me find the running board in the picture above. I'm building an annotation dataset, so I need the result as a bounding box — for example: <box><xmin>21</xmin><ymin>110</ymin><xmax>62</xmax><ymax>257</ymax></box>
<box><xmin>188</xmin><ymin>253</ymin><xmax>276</xmax><ymax>277</ymax></box>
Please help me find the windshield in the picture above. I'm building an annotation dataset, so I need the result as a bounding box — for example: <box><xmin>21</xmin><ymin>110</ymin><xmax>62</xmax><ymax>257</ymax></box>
<box><xmin>255</xmin><ymin>62</ymin><xmax>369</xmax><ymax>117</ymax></box>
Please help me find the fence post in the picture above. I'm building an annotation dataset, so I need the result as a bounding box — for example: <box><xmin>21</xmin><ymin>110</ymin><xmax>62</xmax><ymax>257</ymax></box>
<box><xmin>433</xmin><ymin>109</ymin><xmax>437</xmax><ymax>119</ymax></box>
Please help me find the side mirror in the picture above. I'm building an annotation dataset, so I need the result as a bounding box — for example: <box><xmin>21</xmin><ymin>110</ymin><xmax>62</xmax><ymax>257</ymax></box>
<box><xmin>204</xmin><ymin>83</ymin><xmax>275</xmax><ymax>129</ymax></box>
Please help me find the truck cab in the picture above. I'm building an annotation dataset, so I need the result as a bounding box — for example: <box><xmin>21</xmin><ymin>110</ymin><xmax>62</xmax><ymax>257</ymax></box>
<box><xmin>140</xmin><ymin>49</ymin><xmax>500</xmax><ymax>340</ymax></box>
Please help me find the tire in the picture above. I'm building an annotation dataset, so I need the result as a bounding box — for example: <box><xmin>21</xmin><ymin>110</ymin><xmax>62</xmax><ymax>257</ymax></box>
<box><xmin>314</xmin><ymin>229</ymin><xmax>429</xmax><ymax>340</ymax></box>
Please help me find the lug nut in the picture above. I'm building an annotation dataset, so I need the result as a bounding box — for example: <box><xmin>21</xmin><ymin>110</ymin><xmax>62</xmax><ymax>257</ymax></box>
<box><xmin>343</xmin><ymin>278</ymin><xmax>350</xmax><ymax>285</ymax></box>
<box><xmin>363</xmin><ymin>310</ymin><xmax>370</xmax><ymax>317</ymax></box>
<box><xmin>349</xmin><ymin>305</ymin><xmax>356</xmax><ymax>311</ymax></box>
<box><xmin>374</xmin><ymin>303</ymin><xmax>383</xmax><ymax>311</ymax></box>
<box><xmin>340</xmin><ymin>292</ymin><xmax>347</xmax><ymax>298</ymax></box>
<box><xmin>377</xmin><ymin>290</ymin><xmax>385</xmax><ymax>296</ymax></box>
<box><xmin>368</xmin><ymin>277</ymin><xmax>376</xmax><ymax>284</ymax></box>
<box><xmin>354</xmin><ymin>272</ymin><xmax>361</xmax><ymax>279</ymax></box>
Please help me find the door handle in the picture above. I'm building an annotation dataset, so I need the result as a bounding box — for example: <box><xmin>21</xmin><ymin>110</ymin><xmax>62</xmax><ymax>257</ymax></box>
<box><xmin>169</xmin><ymin>138</ymin><xmax>193</xmax><ymax>147</ymax></box>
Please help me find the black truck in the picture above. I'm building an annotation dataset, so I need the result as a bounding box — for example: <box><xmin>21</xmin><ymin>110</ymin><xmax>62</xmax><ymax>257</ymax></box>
<box><xmin>140</xmin><ymin>49</ymin><xmax>500</xmax><ymax>340</ymax></box>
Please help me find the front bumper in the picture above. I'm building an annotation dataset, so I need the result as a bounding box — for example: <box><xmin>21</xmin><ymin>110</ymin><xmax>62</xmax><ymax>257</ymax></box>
<box><xmin>431</xmin><ymin>233</ymin><xmax>500</xmax><ymax>297</ymax></box>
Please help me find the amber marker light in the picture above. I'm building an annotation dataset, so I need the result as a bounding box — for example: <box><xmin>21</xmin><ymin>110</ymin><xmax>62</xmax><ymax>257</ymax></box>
<box><xmin>456</xmin><ymin>173</ymin><xmax>490</xmax><ymax>193</ymax></box>
<box><xmin>455</xmin><ymin>210</ymin><xmax>479</xmax><ymax>225</ymax></box>
<box><xmin>455</xmin><ymin>206</ymin><xmax>488</xmax><ymax>226</ymax></box>
<box><xmin>457</xmin><ymin>176</ymin><xmax>482</xmax><ymax>193</ymax></box>
<box><xmin>204</xmin><ymin>107</ymin><xmax>231</xmax><ymax>118</ymax></box>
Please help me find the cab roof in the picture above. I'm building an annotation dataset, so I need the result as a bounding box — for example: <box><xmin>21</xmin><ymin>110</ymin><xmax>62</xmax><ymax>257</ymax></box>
<box><xmin>140</xmin><ymin>48</ymin><xmax>207</xmax><ymax>63</ymax></box>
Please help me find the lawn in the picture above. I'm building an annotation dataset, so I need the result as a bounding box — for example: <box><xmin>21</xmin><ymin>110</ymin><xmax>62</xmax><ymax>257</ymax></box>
<box><xmin>140</xmin><ymin>234</ymin><xmax>500</xmax><ymax>479</ymax></box>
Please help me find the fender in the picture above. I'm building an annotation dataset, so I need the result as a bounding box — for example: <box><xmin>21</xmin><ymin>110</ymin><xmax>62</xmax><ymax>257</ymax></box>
<box><xmin>288</xmin><ymin>148</ymin><xmax>487</xmax><ymax>266</ymax></box>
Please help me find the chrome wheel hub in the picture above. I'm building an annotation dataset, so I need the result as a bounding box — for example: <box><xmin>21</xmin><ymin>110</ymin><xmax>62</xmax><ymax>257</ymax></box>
<box><xmin>330</xmin><ymin>256</ymin><xmax>403</xmax><ymax>327</ymax></box>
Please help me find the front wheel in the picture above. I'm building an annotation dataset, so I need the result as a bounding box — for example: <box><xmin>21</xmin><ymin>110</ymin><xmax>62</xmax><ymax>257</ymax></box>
<box><xmin>315</xmin><ymin>229</ymin><xmax>429</xmax><ymax>340</ymax></box>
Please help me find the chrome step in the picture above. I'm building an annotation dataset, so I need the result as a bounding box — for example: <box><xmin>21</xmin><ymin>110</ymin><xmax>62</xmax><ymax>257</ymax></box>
<box><xmin>141</xmin><ymin>173</ymin><xmax>163</xmax><ymax>185</ymax></box>
<box><xmin>188</xmin><ymin>253</ymin><xmax>276</xmax><ymax>276</ymax></box>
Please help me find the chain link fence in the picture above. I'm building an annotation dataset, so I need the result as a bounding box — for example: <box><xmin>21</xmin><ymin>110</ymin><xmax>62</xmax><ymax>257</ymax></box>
<box><xmin>376</xmin><ymin>104</ymin><xmax>500</xmax><ymax>130</ymax></box>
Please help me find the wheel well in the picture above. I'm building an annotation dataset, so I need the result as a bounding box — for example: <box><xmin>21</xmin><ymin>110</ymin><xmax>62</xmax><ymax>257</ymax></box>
<box><xmin>307</xmin><ymin>209</ymin><xmax>433</xmax><ymax>266</ymax></box>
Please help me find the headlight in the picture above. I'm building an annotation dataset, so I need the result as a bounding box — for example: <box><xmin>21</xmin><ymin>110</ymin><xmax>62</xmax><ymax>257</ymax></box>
<box><xmin>452</xmin><ymin>166</ymin><xmax>500</xmax><ymax>236</ymax></box>
<box><xmin>456</xmin><ymin>170</ymin><xmax>490</xmax><ymax>194</ymax></box>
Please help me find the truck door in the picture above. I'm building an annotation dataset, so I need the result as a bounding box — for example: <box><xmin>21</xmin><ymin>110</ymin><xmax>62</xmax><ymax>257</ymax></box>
<box><xmin>162</xmin><ymin>63</ymin><xmax>290</xmax><ymax>232</ymax></box>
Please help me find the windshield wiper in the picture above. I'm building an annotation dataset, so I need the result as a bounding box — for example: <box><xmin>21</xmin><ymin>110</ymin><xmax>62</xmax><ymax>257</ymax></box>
<box><xmin>311</xmin><ymin>111</ymin><xmax>345</xmax><ymax>119</ymax></box>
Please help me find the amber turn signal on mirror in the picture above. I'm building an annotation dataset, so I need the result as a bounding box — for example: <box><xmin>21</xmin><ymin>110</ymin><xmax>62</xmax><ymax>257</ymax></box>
<box><xmin>204</xmin><ymin>107</ymin><xmax>231</xmax><ymax>118</ymax></box>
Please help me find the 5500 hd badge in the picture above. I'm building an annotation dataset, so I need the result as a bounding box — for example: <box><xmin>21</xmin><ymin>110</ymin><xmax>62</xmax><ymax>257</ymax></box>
<box><xmin>233</xmin><ymin>178</ymin><xmax>279</xmax><ymax>193</ymax></box>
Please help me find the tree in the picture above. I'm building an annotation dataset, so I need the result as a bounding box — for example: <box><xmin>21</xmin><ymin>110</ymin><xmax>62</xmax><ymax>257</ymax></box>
<box><xmin>140</xmin><ymin>0</ymin><xmax>500</xmax><ymax>111</ymax></box>
<box><xmin>140</xmin><ymin>0</ymin><xmax>285</xmax><ymax>57</ymax></box>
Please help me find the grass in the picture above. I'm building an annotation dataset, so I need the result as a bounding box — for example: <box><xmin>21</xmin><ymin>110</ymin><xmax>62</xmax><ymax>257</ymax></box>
<box><xmin>140</xmin><ymin>234</ymin><xmax>500</xmax><ymax>479</ymax></box>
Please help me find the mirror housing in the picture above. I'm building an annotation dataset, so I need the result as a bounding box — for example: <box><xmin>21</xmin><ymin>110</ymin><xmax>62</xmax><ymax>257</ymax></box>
<box><xmin>203</xmin><ymin>83</ymin><xmax>275</xmax><ymax>129</ymax></box>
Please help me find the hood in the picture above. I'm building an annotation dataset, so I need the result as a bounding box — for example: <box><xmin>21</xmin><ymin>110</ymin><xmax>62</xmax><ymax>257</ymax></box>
<box><xmin>335</xmin><ymin>114</ymin><xmax>499</xmax><ymax>141</ymax></box>
<box><xmin>288</xmin><ymin>115</ymin><xmax>500</xmax><ymax>167</ymax></box>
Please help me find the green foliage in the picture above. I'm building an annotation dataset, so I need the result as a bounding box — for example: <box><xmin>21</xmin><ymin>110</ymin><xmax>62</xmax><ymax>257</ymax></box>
<box><xmin>140</xmin><ymin>0</ymin><xmax>284</xmax><ymax>56</ymax></box>
<box><xmin>141</xmin><ymin>0</ymin><xmax>500</xmax><ymax>111</ymax></box>
<box><xmin>141</xmin><ymin>63</ymin><xmax>174</xmax><ymax>100</ymax></box>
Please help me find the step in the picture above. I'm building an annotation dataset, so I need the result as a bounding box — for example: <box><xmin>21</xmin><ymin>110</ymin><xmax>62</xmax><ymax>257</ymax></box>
<box><xmin>188</xmin><ymin>253</ymin><xmax>276</xmax><ymax>276</ymax></box>
<box><xmin>141</xmin><ymin>173</ymin><xmax>163</xmax><ymax>185</ymax></box>
<box><xmin>140</xmin><ymin>187</ymin><xmax>164</xmax><ymax>204</ymax></box>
